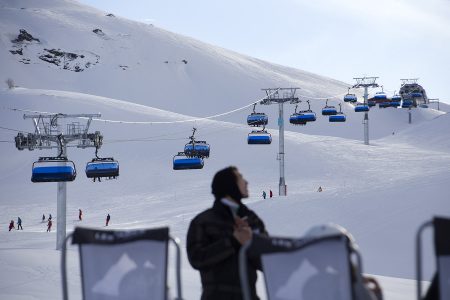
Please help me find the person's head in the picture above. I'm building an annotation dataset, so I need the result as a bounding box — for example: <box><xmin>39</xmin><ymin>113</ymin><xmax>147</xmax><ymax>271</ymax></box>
<box><xmin>211</xmin><ymin>166</ymin><xmax>248</xmax><ymax>202</ymax></box>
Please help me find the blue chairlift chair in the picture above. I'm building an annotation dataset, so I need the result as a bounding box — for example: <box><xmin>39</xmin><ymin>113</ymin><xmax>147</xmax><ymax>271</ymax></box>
<box><xmin>184</xmin><ymin>141</ymin><xmax>210</xmax><ymax>158</ymax></box>
<box><xmin>248</xmin><ymin>129</ymin><xmax>272</xmax><ymax>144</ymax></box>
<box><xmin>247</xmin><ymin>104</ymin><xmax>268</xmax><ymax>127</ymax></box>
<box><xmin>329</xmin><ymin>104</ymin><xmax>346</xmax><ymax>122</ymax></box>
<box><xmin>85</xmin><ymin>158</ymin><xmax>119</xmax><ymax>180</ymax></box>
<box><xmin>344</xmin><ymin>94</ymin><xmax>358</xmax><ymax>103</ymax></box>
<box><xmin>173</xmin><ymin>152</ymin><xmax>204</xmax><ymax>170</ymax></box>
<box><xmin>61</xmin><ymin>226</ymin><xmax>183</xmax><ymax>300</ymax></box>
<box><xmin>354</xmin><ymin>103</ymin><xmax>369</xmax><ymax>112</ymax></box>
<box><xmin>322</xmin><ymin>99</ymin><xmax>337</xmax><ymax>116</ymax></box>
<box><xmin>402</xmin><ymin>100</ymin><xmax>413</xmax><ymax>108</ymax></box>
<box><xmin>31</xmin><ymin>156</ymin><xmax>77</xmax><ymax>183</ymax></box>
<box><xmin>374</xmin><ymin>91</ymin><xmax>387</xmax><ymax>100</ymax></box>
<box><xmin>290</xmin><ymin>101</ymin><xmax>316</xmax><ymax>125</ymax></box>
<box><xmin>411</xmin><ymin>92</ymin><xmax>423</xmax><ymax>98</ymax></box>
<box><xmin>378</xmin><ymin>102</ymin><xmax>391</xmax><ymax>108</ymax></box>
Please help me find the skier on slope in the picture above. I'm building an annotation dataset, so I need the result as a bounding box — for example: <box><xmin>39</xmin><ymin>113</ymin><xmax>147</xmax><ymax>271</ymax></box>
<box><xmin>47</xmin><ymin>219</ymin><xmax>52</xmax><ymax>232</ymax></box>
<box><xmin>17</xmin><ymin>217</ymin><xmax>23</xmax><ymax>230</ymax></box>
<box><xmin>8</xmin><ymin>220</ymin><xmax>15</xmax><ymax>231</ymax></box>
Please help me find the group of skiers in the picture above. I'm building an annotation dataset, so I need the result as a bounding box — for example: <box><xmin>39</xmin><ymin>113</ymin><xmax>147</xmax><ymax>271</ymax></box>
<box><xmin>262</xmin><ymin>190</ymin><xmax>273</xmax><ymax>199</ymax></box>
<box><xmin>8</xmin><ymin>217</ymin><xmax>22</xmax><ymax>231</ymax></box>
<box><xmin>7</xmin><ymin>211</ymin><xmax>112</xmax><ymax>232</ymax></box>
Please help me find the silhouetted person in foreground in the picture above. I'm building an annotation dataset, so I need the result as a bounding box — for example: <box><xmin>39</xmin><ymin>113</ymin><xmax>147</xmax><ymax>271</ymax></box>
<box><xmin>187</xmin><ymin>166</ymin><xmax>268</xmax><ymax>300</ymax></box>
<box><xmin>106</xmin><ymin>213</ymin><xmax>110</xmax><ymax>226</ymax></box>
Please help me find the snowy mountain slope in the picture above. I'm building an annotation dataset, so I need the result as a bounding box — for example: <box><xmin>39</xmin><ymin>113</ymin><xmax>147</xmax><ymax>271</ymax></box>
<box><xmin>1</xmin><ymin>0</ymin><xmax>444</xmax><ymax>142</ymax></box>
<box><xmin>0</xmin><ymin>0</ymin><xmax>346</xmax><ymax>116</ymax></box>
<box><xmin>1</xmin><ymin>87</ymin><xmax>448</xmax><ymax>299</ymax></box>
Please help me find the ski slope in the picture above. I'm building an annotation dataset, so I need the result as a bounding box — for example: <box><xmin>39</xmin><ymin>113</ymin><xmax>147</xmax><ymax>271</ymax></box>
<box><xmin>1</xmin><ymin>87</ymin><xmax>448</xmax><ymax>299</ymax></box>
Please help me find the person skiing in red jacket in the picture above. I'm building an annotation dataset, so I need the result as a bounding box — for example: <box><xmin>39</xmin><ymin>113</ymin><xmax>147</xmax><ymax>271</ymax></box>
<box><xmin>8</xmin><ymin>220</ymin><xmax>14</xmax><ymax>231</ymax></box>
<box><xmin>269</xmin><ymin>189</ymin><xmax>273</xmax><ymax>198</ymax></box>
<box><xmin>47</xmin><ymin>219</ymin><xmax>52</xmax><ymax>232</ymax></box>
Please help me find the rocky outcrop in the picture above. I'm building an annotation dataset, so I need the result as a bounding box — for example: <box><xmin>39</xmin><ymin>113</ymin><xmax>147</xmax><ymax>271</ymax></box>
<box><xmin>38</xmin><ymin>48</ymin><xmax>99</xmax><ymax>72</ymax></box>
<box><xmin>12</xmin><ymin>29</ymin><xmax>40</xmax><ymax>43</ymax></box>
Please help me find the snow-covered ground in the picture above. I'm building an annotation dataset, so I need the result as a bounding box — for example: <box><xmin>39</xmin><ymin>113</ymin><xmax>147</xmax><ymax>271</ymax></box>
<box><xmin>0</xmin><ymin>1</ymin><xmax>448</xmax><ymax>299</ymax></box>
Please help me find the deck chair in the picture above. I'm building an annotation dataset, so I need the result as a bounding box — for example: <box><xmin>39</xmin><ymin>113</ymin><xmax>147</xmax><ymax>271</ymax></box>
<box><xmin>416</xmin><ymin>216</ymin><xmax>450</xmax><ymax>300</ymax></box>
<box><xmin>61</xmin><ymin>226</ymin><xmax>183</xmax><ymax>300</ymax></box>
<box><xmin>239</xmin><ymin>231</ymin><xmax>366</xmax><ymax>300</ymax></box>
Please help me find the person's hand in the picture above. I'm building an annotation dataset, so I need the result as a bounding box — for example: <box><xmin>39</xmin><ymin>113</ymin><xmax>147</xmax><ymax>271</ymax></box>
<box><xmin>233</xmin><ymin>217</ymin><xmax>252</xmax><ymax>245</ymax></box>
<box><xmin>235</xmin><ymin>216</ymin><xmax>249</xmax><ymax>228</ymax></box>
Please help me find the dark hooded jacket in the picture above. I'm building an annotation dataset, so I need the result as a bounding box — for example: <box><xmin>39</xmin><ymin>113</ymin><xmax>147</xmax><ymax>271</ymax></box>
<box><xmin>187</xmin><ymin>199</ymin><xmax>268</xmax><ymax>300</ymax></box>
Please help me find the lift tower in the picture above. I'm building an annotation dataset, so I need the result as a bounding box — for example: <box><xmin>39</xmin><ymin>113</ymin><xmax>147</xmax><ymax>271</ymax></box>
<box><xmin>260</xmin><ymin>88</ymin><xmax>299</xmax><ymax>196</ymax></box>
<box><xmin>352</xmin><ymin>77</ymin><xmax>379</xmax><ymax>145</ymax></box>
<box><xmin>14</xmin><ymin>113</ymin><xmax>102</xmax><ymax>250</ymax></box>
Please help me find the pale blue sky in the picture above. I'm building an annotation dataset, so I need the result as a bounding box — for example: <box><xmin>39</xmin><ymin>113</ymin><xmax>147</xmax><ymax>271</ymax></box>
<box><xmin>78</xmin><ymin>0</ymin><xmax>450</xmax><ymax>104</ymax></box>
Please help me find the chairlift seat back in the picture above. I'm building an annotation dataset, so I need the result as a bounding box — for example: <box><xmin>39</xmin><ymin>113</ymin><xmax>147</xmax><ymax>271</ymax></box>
<box><xmin>411</xmin><ymin>92</ymin><xmax>423</xmax><ymax>98</ymax></box>
<box><xmin>240</xmin><ymin>235</ymin><xmax>354</xmax><ymax>300</ymax></box>
<box><xmin>416</xmin><ymin>217</ymin><xmax>450</xmax><ymax>300</ymax></box>
<box><xmin>70</xmin><ymin>227</ymin><xmax>169</xmax><ymax>300</ymax></box>
<box><xmin>390</xmin><ymin>101</ymin><xmax>401</xmax><ymax>107</ymax></box>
